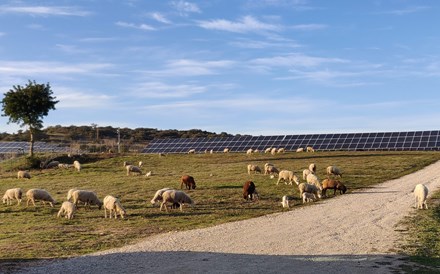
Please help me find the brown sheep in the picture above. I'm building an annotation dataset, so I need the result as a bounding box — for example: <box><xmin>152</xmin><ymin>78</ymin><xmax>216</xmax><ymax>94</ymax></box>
<box><xmin>180</xmin><ymin>175</ymin><xmax>196</xmax><ymax>190</ymax></box>
<box><xmin>322</xmin><ymin>179</ymin><xmax>347</xmax><ymax>197</ymax></box>
<box><xmin>243</xmin><ymin>181</ymin><xmax>259</xmax><ymax>200</ymax></box>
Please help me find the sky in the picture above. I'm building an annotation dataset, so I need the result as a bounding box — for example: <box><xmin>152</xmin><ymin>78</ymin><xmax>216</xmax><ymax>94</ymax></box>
<box><xmin>0</xmin><ymin>0</ymin><xmax>439</xmax><ymax>136</ymax></box>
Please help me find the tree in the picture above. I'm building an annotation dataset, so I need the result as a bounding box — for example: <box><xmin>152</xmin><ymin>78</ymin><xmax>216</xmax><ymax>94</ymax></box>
<box><xmin>1</xmin><ymin>80</ymin><xmax>58</xmax><ymax>156</ymax></box>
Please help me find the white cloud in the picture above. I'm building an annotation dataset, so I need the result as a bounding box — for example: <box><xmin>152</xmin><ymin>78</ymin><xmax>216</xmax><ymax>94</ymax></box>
<box><xmin>383</xmin><ymin>6</ymin><xmax>430</xmax><ymax>16</ymax></box>
<box><xmin>115</xmin><ymin>21</ymin><xmax>155</xmax><ymax>31</ymax></box>
<box><xmin>250</xmin><ymin>53</ymin><xmax>348</xmax><ymax>68</ymax></box>
<box><xmin>171</xmin><ymin>1</ymin><xmax>201</xmax><ymax>15</ymax></box>
<box><xmin>291</xmin><ymin>24</ymin><xmax>327</xmax><ymax>31</ymax></box>
<box><xmin>133</xmin><ymin>82</ymin><xmax>207</xmax><ymax>98</ymax></box>
<box><xmin>55</xmin><ymin>87</ymin><xmax>115</xmax><ymax>109</ymax></box>
<box><xmin>0</xmin><ymin>61</ymin><xmax>113</xmax><ymax>76</ymax></box>
<box><xmin>198</xmin><ymin>16</ymin><xmax>281</xmax><ymax>33</ymax></box>
<box><xmin>0</xmin><ymin>5</ymin><xmax>91</xmax><ymax>16</ymax></box>
<box><xmin>142</xmin><ymin>59</ymin><xmax>236</xmax><ymax>77</ymax></box>
<box><xmin>150</xmin><ymin>12</ymin><xmax>171</xmax><ymax>24</ymax></box>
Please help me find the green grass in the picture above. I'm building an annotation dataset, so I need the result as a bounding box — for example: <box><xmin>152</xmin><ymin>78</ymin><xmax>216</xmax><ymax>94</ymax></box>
<box><xmin>1</xmin><ymin>151</ymin><xmax>440</xmax><ymax>260</ymax></box>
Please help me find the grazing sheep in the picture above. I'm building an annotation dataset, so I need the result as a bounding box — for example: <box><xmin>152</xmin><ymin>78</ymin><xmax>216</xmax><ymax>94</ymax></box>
<box><xmin>103</xmin><ymin>195</ymin><xmax>126</xmax><ymax>219</ymax></box>
<box><xmin>270</xmin><ymin>148</ymin><xmax>277</xmax><ymax>155</ymax></box>
<box><xmin>150</xmin><ymin>188</ymin><xmax>173</xmax><ymax>205</ymax></box>
<box><xmin>281</xmin><ymin>195</ymin><xmax>295</xmax><ymax>208</ymax></box>
<box><xmin>308</xmin><ymin>163</ymin><xmax>316</xmax><ymax>173</ymax></box>
<box><xmin>277</xmin><ymin>148</ymin><xmax>285</xmax><ymax>153</ymax></box>
<box><xmin>306</xmin><ymin>146</ymin><xmax>315</xmax><ymax>152</ymax></box>
<box><xmin>302</xmin><ymin>192</ymin><xmax>318</xmax><ymax>203</ymax></box>
<box><xmin>210</xmin><ymin>149</ymin><xmax>214</xmax><ymax>154</ymax></box>
<box><xmin>247</xmin><ymin>164</ymin><xmax>262</xmax><ymax>175</ymax></box>
<box><xmin>264</xmin><ymin>165</ymin><xmax>279</xmax><ymax>176</ymax></box>
<box><xmin>3</xmin><ymin>188</ymin><xmax>23</xmax><ymax>205</ymax></box>
<box><xmin>26</xmin><ymin>189</ymin><xmax>56</xmax><ymax>207</ymax></box>
<box><xmin>296</xmin><ymin>148</ymin><xmax>304</xmax><ymax>152</ymax></box>
<box><xmin>277</xmin><ymin>170</ymin><xmax>300</xmax><ymax>185</ymax></box>
<box><xmin>160</xmin><ymin>190</ymin><xmax>193</xmax><ymax>212</ymax></box>
<box><xmin>125</xmin><ymin>164</ymin><xmax>142</xmax><ymax>176</ymax></box>
<box><xmin>188</xmin><ymin>149</ymin><xmax>196</xmax><ymax>154</ymax></box>
<box><xmin>58</xmin><ymin>163</ymin><xmax>70</xmax><ymax>169</ymax></box>
<box><xmin>264</xmin><ymin>147</ymin><xmax>272</xmax><ymax>153</ymax></box>
<box><xmin>17</xmin><ymin>170</ymin><xmax>31</xmax><ymax>179</ymax></box>
<box><xmin>254</xmin><ymin>149</ymin><xmax>259</xmax><ymax>153</ymax></box>
<box><xmin>145</xmin><ymin>171</ymin><xmax>152</xmax><ymax>177</ymax></box>
<box><xmin>57</xmin><ymin>201</ymin><xmax>76</xmax><ymax>219</ymax></box>
<box><xmin>223</xmin><ymin>148</ymin><xmax>230</xmax><ymax>153</ymax></box>
<box><xmin>41</xmin><ymin>160</ymin><xmax>60</xmax><ymax>169</ymax></box>
<box><xmin>138</xmin><ymin>161</ymin><xmax>143</xmax><ymax>167</ymax></box>
<box><xmin>321</xmin><ymin>179</ymin><xmax>347</xmax><ymax>196</ymax></box>
<box><xmin>71</xmin><ymin>190</ymin><xmax>103</xmax><ymax>209</ymax></box>
<box><xmin>243</xmin><ymin>181</ymin><xmax>259</xmax><ymax>200</ymax></box>
<box><xmin>180</xmin><ymin>175</ymin><xmax>196</xmax><ymax>190</ymax></box>
<box><xmin>302</xmin><ymin>169</ymin><xmax>313</xmax><ymax>180</ymax></box>
<box><xmin>326</xmin><ymin>165</ymin><xmax>342</xmax><ymax>177</ymax></box>
<box><xmin>73</xmin><ymin>160</ymin><xmax>81</xmax><ymax>172</ymax></box>
<box><xmin>414</xmin><ymin>184</ymin><xmax>429</xmax><ymax>209</ymax></box>
<box><xmin>67</xmin><ymin>188</ymin><xmax>78</xmax><ymax>201</ymax></box>
<box><xmin>298</xmin><ymin>183</ymin><xmax>322</xmax><ymax>199</ymax></box>
<box><xmin>306</xmin><ymin>173</ymin><xmax>322</xmax><ymax>190</ymax></box>
<box><xmin>246</xmin><ymin>149</ymin><xmax>253</xmax><ymax>155</ymax></box>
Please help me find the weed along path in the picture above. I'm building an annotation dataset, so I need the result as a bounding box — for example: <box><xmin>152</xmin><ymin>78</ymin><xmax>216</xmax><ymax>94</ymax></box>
<box><xmin>16</xmin><ymin>160</ymin><xmax>440</xmax><ymax>274</ymax></box>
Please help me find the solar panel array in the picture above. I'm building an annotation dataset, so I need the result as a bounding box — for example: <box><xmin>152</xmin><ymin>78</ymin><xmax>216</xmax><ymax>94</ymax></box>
<box><xmin>141</xmin><ymin>130</ymin><xmax>440</xmax><ymax>154</ymax></box>
<box><xmin>0</xmin><ymin>141</ymin><xmax>70</xmax><ymax>154</ymax></box>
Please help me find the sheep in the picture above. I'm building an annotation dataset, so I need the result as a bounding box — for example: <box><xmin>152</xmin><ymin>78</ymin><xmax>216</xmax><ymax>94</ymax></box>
<box><xmin>73</xmin><ymin>160</ymin><xmax>81</xmax><ymax>172</ymax></box>
<box><xmin>264</xmin><ymin>165</ymin><xmax>279</xmax><ymax>176</ymax></box>
<box><xmin>326</xmin><ymin>165</ymin><xmax>342</xmax><ymax>177</ymax></box>
<box><xmin>306</xmin><ymin>173</ymin><xmax>322</xmax><ymax>190</ymax></box>
<box><xmin>150</xmin><ymin>188</ymin><xmax>173</xmax><ymax>205</ymax></box>
<box><xmin>264</xmin><ymin>147</ymin><xmax>272</xmax><ymax>153</ymax></box>
<box><xmin>414</xmin><ymin>184</ymin><xmax>428</xmax><ymax>209</ymax></box>
<box><xmin>160</xmin><ymin>190</ymin><xmax>193</xmax><ymax>212</ymax></box>
<box><xmin>270</xmin><ymin>148</ymin><xmax>277</xmax><ymax>155</ymax></box>
<box><xmin>306</xmin><ymin>146</ymin><xmax>315</xmax><ymax>152</ymax></box>
<box><xmin>281</xmin><ymin>195</ymin><xmax>295</xmax><ymax>208</ymax></box>
<box><xmin>243</xmin><ymin>181</ymin><xmax>259</xmax><ymax>200</ymax></box>
<box><xmin>277</xmin><ymin>148</ymin><xmax>285</xmax><ymax>153</ymax></box>
<box><xmin>298</xmin><ymin>183</ymin><xmax>322</xmax><ymax>199</ymax></box>
<box><xmin>210</xmin><ymin>149</ymin><xmax>214</xmax><ymax>154</ymax></box>
<box><xmin>296</xmin><ymin>148</ymin><xmax>304</xmax><ymax>152</ymax></box>
<box><xmin>145</xmin><ymin>171</ymin><xmax>152</xmax><ymax>177</ymax></box>
<box><xmin>247</xmin><ymin>164</ymin><xmax>262</xmax><ymax>175</ymax></box>
<box><xmin>3</xmin><ymin>188</ymin><xmax>23</xmax><ymax>205</ymax></box>
<box><xmin>246</xmin><ymin>149</ymin><xmax>253</xmax><ymax>155</ymax></box>
<box><xmin>138</xmin><ymin>161</ymin><xmax>143</xmax><ymax>167</ymax></box>
<box><xmin>321</xmin><ymin>179</ymin><xmax>347</xmax><ymax>197</ymax></box>
<box><xmin>26</xmin><ymin>189</ymin><xmax>56</xmax><ymax>207</ymax></box>
<box><xmin>302</xmin><ymin>169</ymin><xmax>313</xmax><ymax>180</ymax></box>
<box><xmin>41</xmin><ymin>160</ymin><xmax>60</xmax><ymax>169</ymax></box>
<box><xmin>188</xmin><ymin>149</ymin><xmax>196</xmax><ymax>154</ymax></box>
<box><xmin>17</xmin><ymin>170</ymin><xmax>31</xmax><ymax>179</ymax></box>
<box><xmin>71</xmin><ymin>190</ymin><xmax>103</xmax><ymax>209</ymax></box>
<box><xmin>223</xmin><ymin>148</ymin><xmax>230</xmax><ymax>153</ymax></box>
<box><xmin>180</xmin><ymin>175</ymin><xmax>196</xmax><ymax>190</ymax></box>
<box><xmin>277</xmin><ymin>170</ymin><xmax>300</xmax><ymax>185</ymax></box>
<box><xmin>57</xmin><ymin>201</ymin><xmax>76</xmax><ymax>219</ymax></box>
<box><xmin>302</xmin><ymin>192</ymin><xmax>318</xmax><ymax>203</ymax></box>
<box><xmin>103</xmin><ymin>195</ymin><xmax>126</xmax><ymax>219</ymax></box>
<box><xmin>67</xmin><ymin>188</ymin><xmax>77</xmax><ymax>201</ymax></box>
<box><xmin>123</xmin><ymin>161</ymin><xmax>132</xmax><ymax>167</ymax></box>
<box><xmin>308</xmin><ymin>163</ymin><xmax>316</xmax><ymax>173</ymax></box>
<box><xmin>254</xmin><ymin>149</ymin><xmax>259</xmax><ymax>153</ymax></box>
<box><xmin>125</xmin><ymin>164</ymin><xmax>142</xmax><ymax>176</ymax></box>
<box><xmin>58</xmin><ymin>163</ymin><xmax>70</xmax><ymax>169</ymax></box>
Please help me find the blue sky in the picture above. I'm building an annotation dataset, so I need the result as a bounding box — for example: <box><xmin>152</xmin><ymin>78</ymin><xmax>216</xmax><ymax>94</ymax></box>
<box><xmin>0</xmin><ymin>0</ymin><xmax>439</xmax><ymax>135</ymax></box>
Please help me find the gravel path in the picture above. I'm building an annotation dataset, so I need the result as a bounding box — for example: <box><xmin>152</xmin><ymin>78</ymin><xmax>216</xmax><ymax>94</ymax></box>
<box><xmin>15</xmin><ymin>161</ymin><xmax>440</xmax><ymax>274</ymax></box>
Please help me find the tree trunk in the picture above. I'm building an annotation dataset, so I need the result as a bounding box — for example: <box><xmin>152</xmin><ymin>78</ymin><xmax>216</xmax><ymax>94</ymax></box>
<box><xmin>29</xmin><ymin>129</ymin><xmax>34</xmax><ymax>157</ymax></box>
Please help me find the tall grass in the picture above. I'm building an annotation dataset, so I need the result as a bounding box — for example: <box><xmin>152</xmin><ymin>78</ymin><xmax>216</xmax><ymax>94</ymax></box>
<box><xmin>0</xmin><ymin>151</ymin><xmax>439</xmax><ymax>260</ymax></box>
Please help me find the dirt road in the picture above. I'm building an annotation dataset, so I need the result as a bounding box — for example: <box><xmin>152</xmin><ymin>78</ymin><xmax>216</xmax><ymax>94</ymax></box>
<box><xmin>15</xmin><ymin>161</ymin><xmax>440</xmax><ymax>273</ymax></box>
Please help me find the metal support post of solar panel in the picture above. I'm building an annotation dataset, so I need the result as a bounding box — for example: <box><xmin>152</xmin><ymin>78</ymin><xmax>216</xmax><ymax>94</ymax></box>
<box><xmin>141</xmin><ymin>130</ymin><xmax>440</xmax><ymax>154</ymax></box>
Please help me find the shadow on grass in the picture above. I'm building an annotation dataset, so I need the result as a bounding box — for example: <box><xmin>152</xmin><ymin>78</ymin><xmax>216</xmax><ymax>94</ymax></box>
<box><xmin>5</xmin><ymin>251</ymin><xmax>427</xmax><ymax>274</ymax></box>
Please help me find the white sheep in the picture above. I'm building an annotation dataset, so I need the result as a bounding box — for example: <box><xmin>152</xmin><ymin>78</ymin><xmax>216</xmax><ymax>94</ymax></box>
<box><xmin>270</xmin><ymin>147</ymin><xmax>277</xmax><ymax>155</ymax></box>
<box><xmin>277</xmin><ymin>148</ymin><xmax>285</xmax><ymax>153</ymax></box>
<box><xmin>2</xmin><ymin>188</ymin><xmax>23</xmax><ymax>205</ymax></box>
<box><xmin>306</xmin><ymin>146</ymin><xmax>315</xmax><ymax>152</ymax></box>
<box><xmin>281</xmin><ymin>195</ymin><xmax>295</xmax><ymax>208</ymax></box>
<box><xmin>67</xmin><ymin>188</ymin><xmax>79</xmax><ymax>202</ymax></box>
<box><xmin>138</xmin><ymin>161</ymin><xmax>143</xmax><ymax>167</ymax></box>
<box><xmin>150</xmin><ymin>188</ymin><xmax>173</xmax><ymax>205</ymax></box>
<box><xmin>308</xmin><ymin>163</ymin><xmax>316</xmax><ymax>173</ymax></box>
<box><xmin>125</xmin><ymin>164</ymin><xmax>142</xmax><ymax>176</ymax></box>
<box><xmin>17</xmin><ymin>170</ymin><xmax>31</xmax><ymax>179</ymax></box>
<box><xmin>210</xmin><ymin>149</ymin><xmax>214</xmax><ymax>154</ymax></box>
<box><xmin>302</xmin><ymin>192</ymin><xmax>318</xmax><ymax>203</ymax></box>
<box><xmin>265</xmin><ymin>165</ymin><xmax>279</xmax><ymax>176</ymax></box>
<box><xmin>188</xmin><ymin>149</ymin><xmax>196</xmax><ymax>154</ymax></box>
<box><xmin>264</xmin><ymin>147</ymin><xmax>272</xmax><ymax>153</ymax></box>
<box><xmin>26</xmin><ymin>189</ymin><xmax>56</xmax><ymax>207</ymax></box>
<box><xmin>103</xmin><ymin>195</ymin><xmax>126</xmax><ymax>219</ymax></box>
<box><xmin>71</xmin><ymin>190</ymin><xmax>103</xmax><ymax>209</ymax></box>
<box><xmin>254</xmin><ymin>149</ymin><xmax>259</xmax><ymax>153</ymax></box>
<box><xmin>57</xmin><ymin>201</ymin><xmax>76</xmax><ymax>219</ymax></box>
<box><xmin>246</xmin><ymin>148</ymin><xmax>253</xmax><ymax>155</ymax></box>
<box><xmin>414</xmin><ymin>184</ymin><xmax>428</xmax><ymax>209</ymax></box>
<box><xmin>306</xmin><ymin>173</ymin><xmax>322</xmax><ymax>190</ymax></box>
<box><xmin>296</xmin><ymin>148</ymin><xmax>304</xmax><ymax>152</ymax></box>
<box><xmin>298</xmin><ymin>183</ymin><xmax>322</xmax><ymax>199</ymax></box>
<box><xmin>223</xmin><ymin>148</ymin><xmax>230</xmax><ymax>153</ymax></box>
<box><xmin>73</xmin><ymin>160</ymin><xmax>81</xmax><ymax>172</ymax></box>
<box><xmin>247</xmin><ymin>164</ymin><xmax>262</xmax><ymax>175</ymax></box>
<box><xmin>302</xmin><ymin>169</ymin><xmax>313</xmax><ymax>180</ymax></box>
<box><xmin>326</xmin><ymin>165</ymin><xmax>342</xmax><ymax>177</ymax></box>
<box><xmin>58</xmin><ymin>163</ymin><xmax>70</xmax><ymax>169</ymax></box>
<box><xmin>277</xmin><ymin>170</ymin><xmax>300</xmax><ymax>185</ymax></box>
<box><xmin>145</xmin><ymin>171</ymin><xmax>152</xmax><ymax>177</ymax></box>
<box><xmin>160</xmin><ymin>190</ymin><xmax>194</xmax><ymax>212</ymax></box>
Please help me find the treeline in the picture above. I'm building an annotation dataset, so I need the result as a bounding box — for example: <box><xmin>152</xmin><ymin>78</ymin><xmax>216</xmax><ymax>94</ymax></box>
<box><xmin>0</xmin><ymin>125</ymin><xmax>233</xmax><ymax>144</ymax></box>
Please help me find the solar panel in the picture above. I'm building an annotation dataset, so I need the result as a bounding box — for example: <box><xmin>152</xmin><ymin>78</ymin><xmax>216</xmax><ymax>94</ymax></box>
<box><xmin>0</xmin><ymin>141</ymin><xmax>70</xmax><ymax>154</ymax></box>
<box><xmin>141</xmin><ymin>130</ymin><xmax>440</xmax><ymax>153</ymax></box>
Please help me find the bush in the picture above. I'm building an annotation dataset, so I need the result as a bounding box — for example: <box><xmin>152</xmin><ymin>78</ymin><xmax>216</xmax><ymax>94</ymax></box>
<box><xmin>26</xmin><ymin>156</ymin><xmax>41</xmax><ymax>169</ymax></box>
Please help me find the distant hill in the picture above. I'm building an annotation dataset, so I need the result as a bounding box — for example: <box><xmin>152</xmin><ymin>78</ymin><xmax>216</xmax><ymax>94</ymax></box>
<box><xmin>0</xmin><ymin>125</ymin><xmax>234</xmax><ymax>144</ymax></box>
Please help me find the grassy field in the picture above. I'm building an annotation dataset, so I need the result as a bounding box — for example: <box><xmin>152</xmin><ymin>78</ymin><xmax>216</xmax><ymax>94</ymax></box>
<box><xmin>1</xmin><ymin>150</ymin><xmax>440</xmax><ymax>261</ymax></box>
